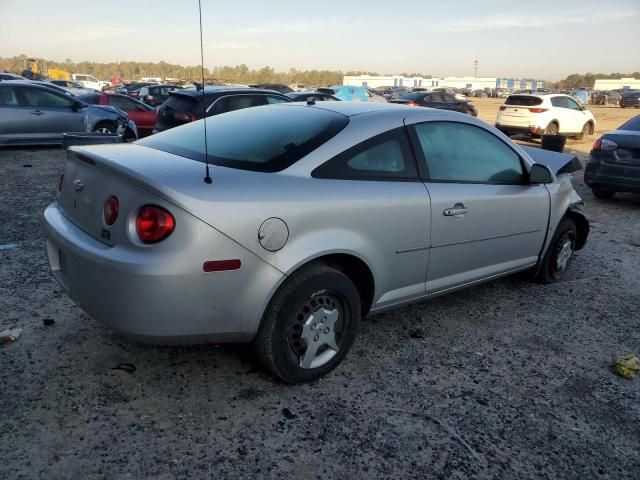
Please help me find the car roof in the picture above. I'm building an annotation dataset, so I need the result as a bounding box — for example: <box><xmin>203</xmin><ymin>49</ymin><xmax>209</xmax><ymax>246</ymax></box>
<box><xmin>280</xmin><ymin>101</ymin><xmax>423</xmax><ymax>117</ymax></box>
<box><xmin>174</xmin><ymin>86</ymin><xmax>286</xmax><ymax>98</ymax></box>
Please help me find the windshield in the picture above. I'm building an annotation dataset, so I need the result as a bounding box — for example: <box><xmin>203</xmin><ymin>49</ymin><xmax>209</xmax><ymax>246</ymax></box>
<box><xmin>138</xmin><ymin>104</ymin><xmax>349</xmax><ymax>172</ymax></box>
<box><xmin>619</xmin><ymin>116</ymin><xmax>640</xmax><ymax>132</ymax></box>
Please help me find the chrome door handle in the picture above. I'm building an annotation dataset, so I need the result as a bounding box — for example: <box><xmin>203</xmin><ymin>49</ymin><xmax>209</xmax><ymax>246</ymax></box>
<box><xmin>443</xmin><ymin>203</ymin><xmax>468</xmax><ymax>217</ymax></box>
<box><xmin>31</xmin><ymin>110</ymin><xmax>44</xmax><ymax>115</ymax></box>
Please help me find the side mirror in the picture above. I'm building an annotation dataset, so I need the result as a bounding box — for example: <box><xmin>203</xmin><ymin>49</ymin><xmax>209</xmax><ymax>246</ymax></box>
<box><xmin>71</xmin><ymin>100</ymin><xmax>83</xmax><ymax>111</ymax></box>
<box><xmin>529</xmin><ymin>164</ymin><xmax>554</xmax><ymax>184</ymax></box>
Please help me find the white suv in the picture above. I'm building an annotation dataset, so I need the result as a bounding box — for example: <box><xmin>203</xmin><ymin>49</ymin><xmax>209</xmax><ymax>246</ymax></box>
<box><xmin>71</xmin><ymin>73</ymin><xmax>110</xmax><ymax>91</ymax></box>
<box><xmin>495</xmin><ymin>93</ymin><xmax>596</xmax><ymax>139</ymax></box>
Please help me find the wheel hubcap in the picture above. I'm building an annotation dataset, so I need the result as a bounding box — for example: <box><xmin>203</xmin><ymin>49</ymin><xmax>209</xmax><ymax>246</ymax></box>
<box><xmin>289</xmin><ymin>295</ymin><xmax>342</xmax><ymax>369</ymax></box>
<box><xmin>556</xmin><ymin>239</ymin><xmax>573</xmax><ymax>272</ymax></box>
<box><xmin>96</xmin><ymin>127</ymin><xmax>111</xmax><ymax>134</ymax></box>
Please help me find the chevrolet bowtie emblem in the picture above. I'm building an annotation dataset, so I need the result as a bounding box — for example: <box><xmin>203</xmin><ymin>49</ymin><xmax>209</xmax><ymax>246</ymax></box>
<box><xmin>73</xmin><ymin>179</ymin><xmax>84</xmax><ymax>192</ymax></box>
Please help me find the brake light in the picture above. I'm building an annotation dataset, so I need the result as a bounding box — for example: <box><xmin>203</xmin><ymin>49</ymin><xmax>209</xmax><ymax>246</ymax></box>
<box><xmin>592</xmin><ymin>138</ymin><xmax>602</xmax><ymax>151</ymax></box>
<box><xmin>406</xmin><ymin>101</ymin><xmax>418</xmax><ymax>106</ymax></box>
<box><xmin>529</xmin><ymin>108</ymin><xmax>548</xmax><ymax>113</ymax></box>
<box><xmin>103</xmin><ymin>196</ymin><xmax>119</xmax><ymax>226</ymax></box>
<box><xmin>203</xmin><ymin>259</ymin><xmax>242</xmax><ymax>272</ymax></box>
<box><xmin>174</xmin><ymin>112</ymin><xmax>196</xmax><ymax>122</ymax></box>
<box><xmin>58</xmin><ymin>172</ymin><xmax>64</xmax><ymax>192</ymax></box>
<box><xmin>499</xmin><ymin>106</ymin><xmax>506</xmax><ymax>111</ymax></box>
<box><xmin>136</xmin><ymin>205</ymin><xmax>175</xmax><ymax>244</ymax></box>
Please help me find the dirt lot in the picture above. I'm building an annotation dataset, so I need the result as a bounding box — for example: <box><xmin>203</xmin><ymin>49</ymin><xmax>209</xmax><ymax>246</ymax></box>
<box><xmin>1</xmin><ymin>105</ymin><xmax>639</xmax><ymax>479</ymax></box>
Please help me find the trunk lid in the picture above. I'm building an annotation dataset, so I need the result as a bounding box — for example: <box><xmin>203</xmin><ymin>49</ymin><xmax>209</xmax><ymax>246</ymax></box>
<box><xmin>600</xmin><ymin>130</ymin><xmax>640</xmax><ymax>165</ymax></box>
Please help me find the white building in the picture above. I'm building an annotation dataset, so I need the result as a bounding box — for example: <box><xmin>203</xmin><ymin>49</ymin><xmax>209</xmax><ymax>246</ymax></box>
<box><xmin>593</xmin><ymin>78</ymin><xmax>640</xmax><ymax>91</ymax></box>
<box><xmin>343</xmin><ymin>74</ymin><xmax>544</xmax><ymax>90</ymax></box>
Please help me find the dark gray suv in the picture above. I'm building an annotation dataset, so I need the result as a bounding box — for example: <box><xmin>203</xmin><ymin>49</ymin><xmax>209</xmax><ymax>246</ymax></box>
<box><xmin>0</xmin><ymin>81</ymin><xmax>135</xmax><ymax>146</ymax></box>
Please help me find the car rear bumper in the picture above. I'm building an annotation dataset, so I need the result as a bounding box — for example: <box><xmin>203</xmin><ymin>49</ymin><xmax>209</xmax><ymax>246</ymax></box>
<box><xmin>584</xmin><ymin>156</ymin><xmax>640</xmax><ymax>192</ymax></box>
<box><xmin>42</xmin><ymin>201</ymin><xmax>283</xmax><ymax>344</ymax></box>
<box><xmin>495</xmin><ymin>124</ymin><xmax>542</xmax><ymax>136</ymax></box>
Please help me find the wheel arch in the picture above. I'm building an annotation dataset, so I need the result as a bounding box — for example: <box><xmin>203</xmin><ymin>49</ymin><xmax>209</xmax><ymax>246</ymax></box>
<box><xmin>565</xmin><ymin>206</ymin><xmax>589</xmax><ymax>250</ymax></box>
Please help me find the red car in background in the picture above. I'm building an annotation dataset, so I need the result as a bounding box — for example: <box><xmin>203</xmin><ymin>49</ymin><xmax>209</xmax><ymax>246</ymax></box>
<box><xmin>78</xmin><ymin>93</ymin><xmax>157</xmax><ymax>138</ymax></box>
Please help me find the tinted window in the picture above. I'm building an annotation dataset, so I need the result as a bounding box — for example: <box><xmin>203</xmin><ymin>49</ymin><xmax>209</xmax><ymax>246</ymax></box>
<box><xmin>400</xmin><ymin>92</ymin><xmax>426</xmax><ymax>100</ymax></box>
<box><xmin>412</xmin><ymin>122</ymin><xmax>524</xmax><ymax>184</ymax></box>
<box><xmin>139</xmin><ymin>105</ymin><xmax>349</xmax><ymax>172</ymax></box>
<box><xmin>551</xmin><ymin>97</ymin><xmax>569</xmax><ymax>108</ymax></box>
<box><xmin>313</xmin><ymin>128</ymin><xmax>417</xmax><ymax>181</ymax></box>
<box><xmin>208</xmin><ymin>94</ymin><xmax>266</xmax><ymax>116</ymax></box>
<box><xmin>0</xmin><ymin>86</ymin><xmax>19</xmax><ymax>106</ymax></box>
<box><xmin>505</xmin><ymin>95</ymin><xmax>543</xmax><ymax>106</ymax></box>
<box><xmin>266</xmin><ymin>95</ymin><xmax>289</xmax><ymax>104</ymax></box>
<box><xmin>619</xmin><ymin>116</ymin><xmax>640</xmax><ymax>132</ymax></box>
<box><xmin>429</xmin><ymin>93</ymin><xmax>446</xmax><ymax>103</ymax></box>
<box><xmin>108</xmin><ymin>95</ymin><xmax>137</xmax><ymax>110</ymax></box>
<box><xmin>77</xmin><ymin>93</ymin><xmax>99</xmax><ymax>104</ymax></box>
<box><xmin>20</xmin><ymin>88</ymin><xmax>72</xmax><ymax>108</ymax></box>
<box><xmin>163</xmin><ymin>94</ymin><xmax>196</xmax><ymax>112</ymax></box>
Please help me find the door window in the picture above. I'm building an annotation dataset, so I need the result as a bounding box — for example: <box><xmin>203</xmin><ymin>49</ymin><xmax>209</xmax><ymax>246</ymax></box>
<box><xmin>266</xmin><ymin>95</ymin><xmax>289</xmax><ymax>104</ymax></box>
<box><xmin>208</xmin><ymin>95</ymin><xmax>267</xmax><ymax>116</ymax></box>
<box><xmin>312</xmin><ymin>128</ymin><xmax>418</xmax><ymax>181</ymax></box>
<box><xmin>20</xmin><ymin>88</ymin><xmax>73</xmax><ymax>108</ymax></box>
<box><xmin>0</xmin><ymin>87</ymin><xmax>19</xmax><ymax>106</ymax></box>
<box><xmin>566</xmin><ymin>97</ymin><xmax>582</xmax><ymax>110</ymax></box>
<box><xmin>411</xmin><ymin>122</ymin><xmax>524</xmax><ymax>184</ymax></box>
<box><xmin>107</xmin><ymin>95</ymin><xmax>138</xmax><ymax>110</ymax></box>
<box><xmin>550</xmin><ymin>96</ymin><xmax>569</xmax><ymax>108</ymax></box>
<box><xmin>429</xmin><ymin>93</ymin><xmax>446</xmax><ymax>103</ymax></box>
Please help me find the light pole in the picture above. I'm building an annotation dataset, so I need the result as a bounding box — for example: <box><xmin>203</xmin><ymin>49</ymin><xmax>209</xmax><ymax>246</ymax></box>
<box><xmin>474</xmin><ymin>59</ymin><xmax>478</xmax><ymax>78</ymax></box>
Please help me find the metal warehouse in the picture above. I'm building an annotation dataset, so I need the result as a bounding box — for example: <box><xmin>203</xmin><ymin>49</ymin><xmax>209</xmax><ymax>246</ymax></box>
<box><xmin>343</xmin><ymin>74</ymin><xmax>544</xmax><ymax>90</ymax></box>
<box><xmin>593</xmin><ymin>78</ymin><xmax>640</xmax><ymax>91</ymax></box>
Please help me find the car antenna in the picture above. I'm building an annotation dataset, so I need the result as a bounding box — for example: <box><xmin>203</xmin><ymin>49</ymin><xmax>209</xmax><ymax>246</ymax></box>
<box><xmin>198</xmin><ymin>0</ymin><xmax>212</xmax><ymax>184</ymax></box>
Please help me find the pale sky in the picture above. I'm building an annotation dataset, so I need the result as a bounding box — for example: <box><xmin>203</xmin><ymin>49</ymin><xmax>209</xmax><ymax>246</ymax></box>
<box><xmin>0</xmin><ymin>0</ymin><xmax>638</xmax><ymax>80</ymax></box>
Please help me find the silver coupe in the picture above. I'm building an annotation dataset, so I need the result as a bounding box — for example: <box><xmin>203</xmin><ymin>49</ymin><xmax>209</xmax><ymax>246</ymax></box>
<box><xmin>43</xmin><ymin>102</ymin><xmax>589</xmax><ymax>383</ymax></box>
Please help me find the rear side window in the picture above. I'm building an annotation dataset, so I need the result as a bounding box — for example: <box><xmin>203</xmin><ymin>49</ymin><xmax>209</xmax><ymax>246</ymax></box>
<box><xmin>138</xmin><ymin>105</ymin><xmax>349</xmax><ymax>172</ymax></box>
<box><xmin>551</xmin><ymin>97</ymin><xmax>570</xmax><ymax>108</ymax></box>
<box><xmin>0</xmin><ymin>87</ymin><xmax>20</xmax><ymax>106</ymax></box>
<box><xmin>162</xmin><ymin>94</ymin><xmax>197</xmax><ymax>112</ymax></box>
<box><xmin>78</xmin><ymin>93</ymin><xmax>99</xmax><ymax>104</ymax></box>
<box><xmin>411</xmin><ymin>121</ymin><xmax>524</xmax><ymax>184</ymax></box>
<box><xmin>313</xmin><ymin>128</ymin><xmax>417</xmax><ymax>181</ymax></box>
<box><xmin>208</xmin><ymin>95</ymin><xmax>267</xmax><ymax>116</ymax></box>
<box><xmin>108</xmin><ymin>95</ymin><xmax>138</xmax><ymax>110</ymax></box>
<box><xmin>505</xmin><ymin>95</ymin><xmax>543</xmax><ymax>106</ymax></box>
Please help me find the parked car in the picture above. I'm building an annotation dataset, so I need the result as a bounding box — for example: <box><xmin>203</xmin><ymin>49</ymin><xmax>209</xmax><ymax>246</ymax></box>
<box><xmin>43</xmin><ymin>102</ymin><xmax>588</xmax><ymax>383</ymax></box>
<box><xmin>391</xmin><ymin>91</ymin><xmax>478</xmax><ymax>116</ymax></box>
<box><xmin>0</xmin><ymin>81</ymin><xmax>134</xmax><ymax>146</ymax></box>
<box><xmin>285</xmin><ymin>92</ymin><xmax>340</xmax><ymax>102</ymax></box>
<box><xmin>584</xmin><ymin>115</ymin><xmax>640</xmax><ymax>199</ymax></box>
<box><xmin>593</xmin><ymin>90</ymin><xmax>622</xmax><ymax>106</ymax></box>
<box><xmin>49</xmin><ymin>80</ymin><xmax>94</xmax><ymax>96</ymax></box>
<box><xmin>138</xmin><ymin>84</ymin><xmax>182</xmax><ymax>107</ymax></box>
<box><xmin>431</xmin><ymin>87</ymin><xmax>468</xmax><ymax>101</ymax></box>
<box><xmin>0</xmin><ymin>72</ymin><xmax>26</xmax><ymax>80</ymax></box>
<box><xmin>495</xmin><ymin>94</ymin><xmax>596</xmax><ymax>138</ymax></box>
<box><xmin>330</xmin><ymin>85</ymin><xmax>387</xmax><ymax>103</ymax></box>
<box><xmin>154</xmin><ymin>86</ymin><xmax>292</xmax><ymax>132</ymax></box>
<box><xmin>249</xmin><ymin>83</ymin><xmax>294</xmax><ymax>94</ymax></box>
<box><xmin>78</xmin><ymin>92</ymin><xmax>157</xmax><ymax>138</ymax></box>
<box><xmin>619</xmin><ymin>90</ymin><xmax>640</xmax><ymax>108</ymax></box>
<box><xmin>72</xmin><ymin>74</ymin><xmax>109</xmax><ymax>91</ymax></box>
<box><xmin>118</xmin><ymin>82</ymin><xmax>156</xmax><ymax>99</ymax></box>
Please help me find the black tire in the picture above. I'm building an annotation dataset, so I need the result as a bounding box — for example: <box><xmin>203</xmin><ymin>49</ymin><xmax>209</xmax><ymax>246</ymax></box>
<box><xmin>592</xmin><ymin>188</ymin><xmax>615</xmax><ymax>200</ymax></box>
<box><xmin>535</xmin><ymin>217</ymin><xmax>577</xmax><ymax>284</ymax></box>
<box><xmin>577</xmin><ymin>122</ymin><xmax>591</xmax><ymax>140</ymax></box>
<box><xmin>93</xmin><ymin>122</ymin><xmax>117</xmax><ymax>134</ymax></box>
<box><xmin>254</xmin><ymin>263</ymin><xmax>361</xmax><ymax>383</ymax></box>
<box><xmin>544</xmin><ymin>122</ymin><xmax>559</xmax><ymax>135</ymax></box>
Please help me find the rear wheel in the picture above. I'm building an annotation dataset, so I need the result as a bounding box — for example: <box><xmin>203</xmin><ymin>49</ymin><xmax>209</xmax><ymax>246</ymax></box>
<box><xmin>254</xmin><ymin>264</ymin><xmax>361</xmax><ymax>383</ymax></box>
<box><xmin>577</xmin><ymin>122</ymin><xmax>592</xmax><ymax>140</ymax></box>
<box><xmin>535</xmin><ymin>217</ymin><xmax>577</xmax><ymax>284</ymax></box>
<box><xmin>544</xmin><ymin>122</ymin><xmax>559</xmax><ymax>135</ymax></box>
<box><xmin>592</xmin><ymin>188</ymin><xmax>615</xmax><ymax>200</ymax></box>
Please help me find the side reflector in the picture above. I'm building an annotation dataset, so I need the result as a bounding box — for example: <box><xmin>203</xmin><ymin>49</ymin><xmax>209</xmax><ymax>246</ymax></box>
<box><xmin>203</xmin><ymin>259</ymin><xmax>241</xmax><ymax>272</ymax></box>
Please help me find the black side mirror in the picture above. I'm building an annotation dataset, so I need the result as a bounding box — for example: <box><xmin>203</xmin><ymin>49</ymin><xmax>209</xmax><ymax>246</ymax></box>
<box><xmin>529</xmin><ymin>164</ymin><xmax>553</xmax><ymax>184</ymax></box>
<box><xmin>71</xmin><ymin>100</ymin><xmax>83</xmax><ymax>111</ymax></box>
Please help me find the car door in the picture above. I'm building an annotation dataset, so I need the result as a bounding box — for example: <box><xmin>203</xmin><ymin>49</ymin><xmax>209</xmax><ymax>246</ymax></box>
<box><xmin>405</xmin><ymin>118</ymin><xmax>549</xmax><ymax>294</ymax></box>
<box><xmin>312</xmin><ymin>127</ymin><xmax>430</xmax><ymax>307</ymax></box>
<box><xmin>0</xmin><ymin>85</ymin><xmax>36</xmax><ymax>144</ymax></box>
<box><xmin>550</xmin><ymin>96</ymin><xmax>574</xmax><ymax>134</ymax></box>
<box><xmin>15</xmin><ymin>86</ymin><xmax>84</xmax><ymax>141</ymax></box>
<box><xmin>565</xmin><ymin>96</ymin><xmax>587</xmax><ymax>133</ymax></box>
<box><xmin>107</xmin><ymin>95</ymin><xmax>155</xmax><ymax>135</ymax></box>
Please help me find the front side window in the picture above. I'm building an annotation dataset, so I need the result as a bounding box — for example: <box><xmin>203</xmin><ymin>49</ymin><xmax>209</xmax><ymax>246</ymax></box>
<box><xmin>312</xmin><ymin>128</ymin><xmax>417</xmax><ymax>181</ymax></box>
<box><xmin>566</xmin><ymin>97</ymin><xmax>581</xmax><ymax>110</ymax></box>
<box><xmin>411</xmin><ymin>121</ymin><xmax>524</xmax><ymax>184</ymax></box>
<box><xmin>0</xmin><ymin>87</ymin><xmax>19</xmax><ymax>106</ymax></box>
<box><xmin>20</xmin><ymin>88</ymin><xmax>72</xmax><ymax>108</ymax></box>
<box><xmin>108</xmin><ymin>96</ymin><xmax>137</xmax><ymax>110</ymax></box>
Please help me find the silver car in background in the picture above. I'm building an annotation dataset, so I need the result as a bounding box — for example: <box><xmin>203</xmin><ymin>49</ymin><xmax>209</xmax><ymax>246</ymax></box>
<box><xmin>42</xmin><ymin>102</ymin><xmax>588</xmax><ymax>383</ymax></box>
<box><xmin>0</xmin><ymin>81</ymin><xmax>136</xmax><ymax>146</ymax></box>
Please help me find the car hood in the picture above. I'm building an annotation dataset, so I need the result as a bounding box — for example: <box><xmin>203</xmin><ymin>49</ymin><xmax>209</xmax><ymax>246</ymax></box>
<box><xmin>520</xmin><ymin>146</ymin><xmax>582</xmax><ymax>174</ymax></box>
<box><xmin>88</xmin><ymin>104</ymin><xmax>128</xmax><ymax>119</ymax></box>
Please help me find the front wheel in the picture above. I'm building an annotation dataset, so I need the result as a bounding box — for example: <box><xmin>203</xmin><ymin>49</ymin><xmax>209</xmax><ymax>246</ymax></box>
<box><xmin>93</xmin><ymin>122</ymin><xmax>116</xmax><ymax>134</ymax></box>
<box><xmin>535</xmin><ymin>217</ymin><xmax>577</xmax><ymax>284</ymax></box>
<box><xmin>254</xmin><ymin>264</ymin><xmax>361</xmax><ymax>383</ymax></box>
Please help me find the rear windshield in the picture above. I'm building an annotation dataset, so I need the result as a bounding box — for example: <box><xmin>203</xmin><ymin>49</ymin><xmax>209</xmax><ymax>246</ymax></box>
<box><xmin>400</xmin><ymin>92</ymin><xmax>427</xmax><ymax>100</ymax></box>
<box><xmin>138</xmin><ymin>104</ymin><xmax>349</xmax><ymax>172</ymax></box>
<box><xmin>623</xmin><ymin>91</ymin><xmax>640</xmax><ymax>98</ymax></box>
<box><xmin>619</xmin><ymin>116</ymin><xmax>640</xmax><ymax>132</ymax></box>
<box><xmin>505</xmin><ymin>95</ymin><xmax>543</xmax><ymax>106</ymax></box>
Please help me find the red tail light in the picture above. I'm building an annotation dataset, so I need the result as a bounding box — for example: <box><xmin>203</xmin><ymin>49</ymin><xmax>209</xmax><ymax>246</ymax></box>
<box><xmin>406</xmin><ymin>101</ymin><xmax>418</xmax><ymax>106</ymax></box>
<box><xmin>203</xmin><ymin>259</ymin><xmax>241</xmax><ymax>272</ymax></box>
<box><xmin>174</xmin><ymin>112</ymin><xmax>196</xmax><ymax>122</ymax></box>
<box><xmin>136</xmin><ymin>205</ymin><xmax>175</xmax><ymax>244</ymax></box>
<box><xmin>592</xmin><ymin>137</ymin><xmax>602</xmax><ymax>151</ymax></box>
<box><xmin>529</xmin><ymin>108</ymin><xmax>548</xmax><ymax>113</ymax></box>
<box><xmin>58</xmin><ymin>172</ymin><xmax>64</xmax><ymax>192</ymax></box>
<box><xmin>499</xmin><ymin>106</ymin><xmax>506</xmax><ymax>111</ymax></box>
<box><xmin>103</xmin><ymin>196</ymin><xmax>119</xmax><ymax>225</ymax></box>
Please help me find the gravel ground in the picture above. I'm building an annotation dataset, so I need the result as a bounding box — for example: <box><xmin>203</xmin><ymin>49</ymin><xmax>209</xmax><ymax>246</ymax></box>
<box><xmin>1</xmin><ymin>146</ymin><xmax>639</xmax><ymax>480</ymax></box>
